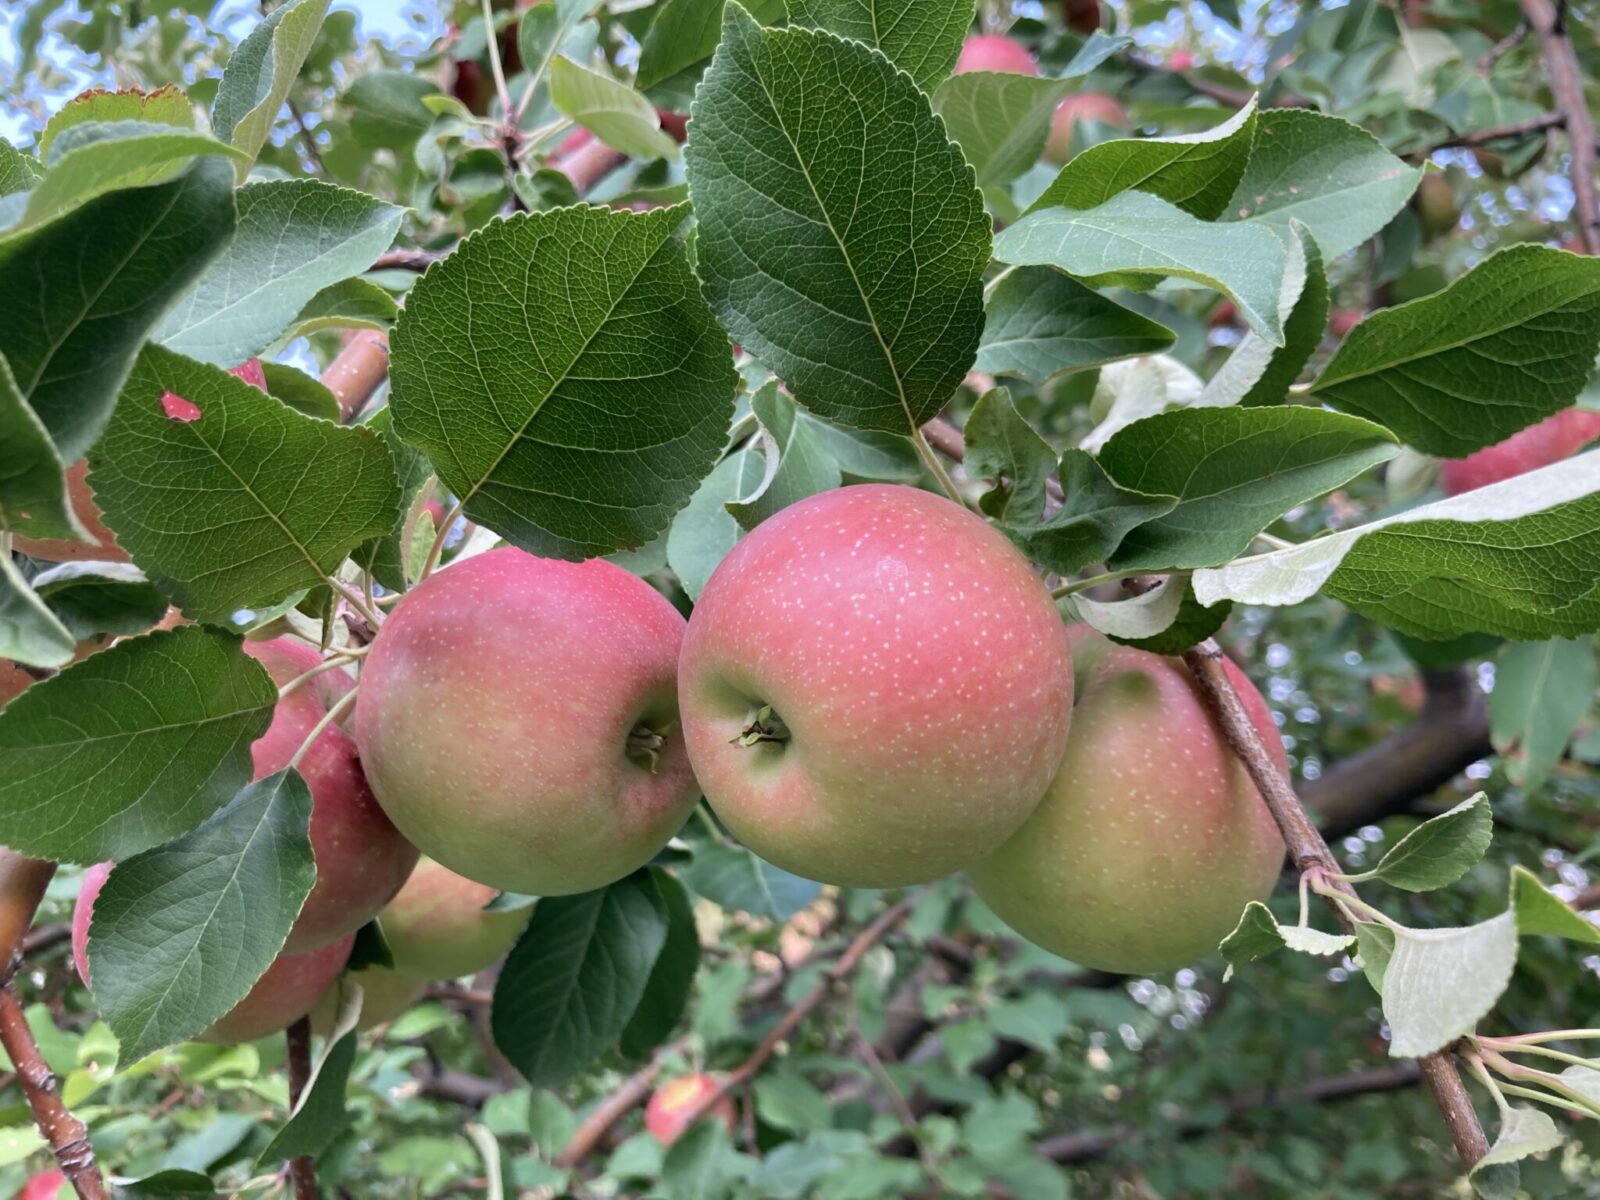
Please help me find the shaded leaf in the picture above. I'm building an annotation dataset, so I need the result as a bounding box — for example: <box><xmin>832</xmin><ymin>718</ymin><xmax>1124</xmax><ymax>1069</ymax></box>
<box><xmin>787</xmin><ymin>0</ymin><xmax>972</xmax><ymax>91</ymax></box>
<box><xmin>1365</xmin><ymin>793</ymin><xmax>1492</xmax><ymax>892</ymax></box>
<box><xmin>683</xmin><ymin>841</ymin><xmax>821</xmax><ymax>922</ymax></box>
<box><xmin>975</xmin><ymin>267</ymin><xmax>1175</xmax><ymax>384</ymax></box>
<box><xmin>211</xmin><ymin>0</ymin><xmax>331</xmax><ymax>172</ymax></box>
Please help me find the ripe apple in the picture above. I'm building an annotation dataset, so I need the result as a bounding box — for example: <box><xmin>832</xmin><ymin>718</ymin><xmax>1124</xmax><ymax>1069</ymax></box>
<box><xmin>15</xmin><ymin>359</ymin><xmax>268</xmax><ymax>564</ymax></box>
<box><xmin>968</xmin><ymin>627</ymin><xmax>1286</xmax><ymax>974</ymax></box>
<box><xmin>645</xmin><ymin>1073</ymin><xmax>736</xmax><ymax>1146</ymax></box>
<box><xmin>243</xmin><ymin>639</ymin><xmax>418</xmax><ymax>953</ymax></box>
<box><xmin>1440</xmin><ymin>406</ymin><xmax>1600</xmax><ymax>495</ymax></box>
<box><xmin>380</xmin><ymin>857</ymin><xmax>531</xmax><ymax>979</ymax></box>
<box><xmin>955</xmin><ymin>34</ymin><xmax>1037</xmax><ymax>76</ymax></box>
<box><xmin>678</xmin><ymin>485</ymin><xmax>1074</xmax><ymax>887</ymax></box>
<box><xmin>308</xmin><ymin>963</ymin><xmax>427</xmax><ymax>1034</ymax></box>
<box><xmin>355</xmin><ymin>548</ymin><xmax>698</xmax><ymax>895</ymax></box>
<box><xmin>1044</xmin><ymin>92</ymin><xmax>1127</xmax><ymax>164</ymax></box>
<box><xmin>17</xmin><ymin>1170</ymin><xmax>66</xmax><ymax>1200</ymax></box>
<box><xmin>73</xmin><ymin>863</ymin><xmax>353</xmax><ymax>1043</ymax></box>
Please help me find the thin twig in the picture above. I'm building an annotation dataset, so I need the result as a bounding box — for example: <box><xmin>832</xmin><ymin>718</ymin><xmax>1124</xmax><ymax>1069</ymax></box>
<box><xmin>0</xmin><ymin>986</ymin><xmax>106</xmax><ymax>1198</ymax></box>
<box><xmin>1413</xmin><ymin>110</ymin><xmax>1563</xmax><ymax>158</ymax></box>
<box><xmin>1521</xmin><ymin>0</ymin><xmax>1600</xmax><ymax>252</ymax></box>
<box><xmin>1480</xmin><ymin>19</ymin><xmax>1530</xmax><ymax>72</ymax></box>
<box><xmin>286</xmin><ymin>98</ymin><xmax>327</xmax><ymax>175</ymax></box>
<box><xmin>285</xmin><ymin>1016</ymin><xmax>319</xmax><ymax>1199</ymax></box>
<box><xmin>553</xmin><ymin>1054</ymin><xmax>671</xmax><ymax>1167</ymax></box>
<box><xmin>372</xmin><ymin>248</ymin><xmax>445</xmax><ymax>272</ymax></box>
<box><xmin>1181</xmin><ymin>640</ymin><xmax>1489</xmax><ymax>1169</ymax></box>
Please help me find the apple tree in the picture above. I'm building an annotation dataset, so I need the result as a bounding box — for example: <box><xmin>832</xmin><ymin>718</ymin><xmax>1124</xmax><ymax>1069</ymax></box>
<box><xmin>2</xmin><ymin>0</ymin><xmax>1600</xmax><ymax>1197</ymax></box>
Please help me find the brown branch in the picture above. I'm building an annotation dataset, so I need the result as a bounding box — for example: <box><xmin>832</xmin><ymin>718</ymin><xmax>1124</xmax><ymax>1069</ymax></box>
<box><xmin>1480</xmin><ymin>19</ymin><xmax>1530</xmax><ymax>72</ymax></box>
<box><xmin>1413</xmin><ymin>110</ymin><xmax>1564</xmax><ymax>158</ymax></box>
<box><xmin>372</xmin><ymin>248</ymin><xmax>446</xmax><ymax>272</ymax></box>
<box><xmin>1037</xmin><ymin>1062</ymin><xmax>1422</xmax><ymax>1163</ymax></box>
<box><xmin>1304</xmin><ymin>668</ymin><xmax>1491</xmax><ymax>840</ymax></box>
<box><xmin>1521</xmin><ymin>0</ymin><xmax>1600</xmax><ymax>253</ymax></box>
<box><xmin>319</xmin><ymin>330</ymin><xmax>390</xmax><ymax>423</ymax></box>
<box><xmin>285</xmin><ymin>1017</ymin><xmax>319</xmax><ymax>1200</ymax></box>
<box><xmin>553</xmin><ymin>1056</ymin><xmax>668</xmax><ymax>1168</ymax></box>
<box><xmin>0</xmin><ymin>986</ymin><xmax>105</xmax><ymax>1199</ymax></box>
<box><xmin>1182</xmin><ymin>640</ymin><xmax>1488</xmax><ymax>1169</ymax></box>
<box><xmin>21</xmin><ymin>923</ymin><xmax>71</xmax><ymax>958</ymax></box>
<box><xmin>286</xmin><ymin>98</ymin><xmax>327</xmax><ymax>176</ymax></box>
<box><xmin>417</xmin><ymin>1064</ymin><xmax>509</xmax><ymax>1107</ymax></box>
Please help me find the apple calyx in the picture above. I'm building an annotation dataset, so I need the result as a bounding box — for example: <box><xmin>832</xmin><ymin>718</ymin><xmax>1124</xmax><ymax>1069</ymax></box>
<box><xmin>734</xmin><ymin>704</ymin><xmax>790</xmax><ymax>748</ymax></box>
<box><xmin>626</xmin><ymin>722</ymin><xmax>670</xmax><ymax>772</ymax></box>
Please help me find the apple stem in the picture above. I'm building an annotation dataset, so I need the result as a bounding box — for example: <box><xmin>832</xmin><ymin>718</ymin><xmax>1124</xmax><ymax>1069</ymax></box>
<box><xmin>626</xmin><ymin>723</ymin><xmax>669</xmax><ymax>772</ymax></box>
<box><xmin>733</xmin><ymin>704</ymin><xmax>790</xmax><ymax>748</ymax></box>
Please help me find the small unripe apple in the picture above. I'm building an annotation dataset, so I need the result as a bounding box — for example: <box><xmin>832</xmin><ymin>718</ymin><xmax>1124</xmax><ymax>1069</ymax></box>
<box><xmin>678</xmin><ymin>485</ymin><xmax>1074</xmax><ymax>887</ymax></box>
<box><xmin>355</xmin><ymin>548</ymin><xmax>698</xmax><ymax>895</ymax></box>
<box><xmin>1044</xmin><ymin>92</ymin><xmax>1126</xmax><ymax>164</ymax></box>
<box><xmin>955</xmin><ymin>35</ymin><xmax>1037</xmax><ymax>76</ymax></box>
<box><xmin>17</xmin><ymin>1170</ymin><xmax>66</xmax><ymax>1200</ymax></box>
<box><xmin>308</xmin><ymin>963</ymin><xmax>427</xmax><ymax>1034</ymax></box>
<box><xmin>380</xmin><ymin>857</ymin><xmax>531</xmax><ymax>979</ymax></box>
<box><xmin>243</xmin><ymin>639</ymin><xmax>418</xmax><ymax>953</ymax></box>
<box><xmin>1440</xmin><ymin>407</ymin><xmax>1600</xmax><ymax>495</ymax></box>
<box><xmin>73</xmin><ymin>863</ymin><xmax>353</xmax><ymax>1043</ymax></box>
<box><xmin>1415</xmin><ymin>172</ymin><xmax>1459</xmax><ymax>239</ymax></box>
<box><xmin>968</xmin><ymin>627</ymin><xmax>1286</xmax><ymax>974</ymax></box>
<box><xmin>645</xmin><ymin>1073</ymin><xmax>736</xmax><ymax>1146</ymax></box>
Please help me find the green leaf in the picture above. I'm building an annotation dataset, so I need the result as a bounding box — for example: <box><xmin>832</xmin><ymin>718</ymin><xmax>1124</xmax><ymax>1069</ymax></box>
<box><xmin>755</xmin><ymin>1071</ymin><xmax>832</xmax><ymax>1132</ymax></box>
<box><xmin>1197</xmin><ymin>224</ymin><xmax>1327</xmax><ymax>407</ymax></box>
<box><xmin>963</xmin><ymin>387</ymin><xmax>1055</xmax><ymax>524</ymax></box>
<box><xmin>787</xmin><ymin>0</ymin><xmax>973</xmax><ymax>92</ymax></box>
<box><xmin>1192</xmin><ymin>450</ymin><xmax>1600</xmax><ymax>640</ymax></box>
<box><xmin>1029</xmin><ymin>96</ymin><xmax>1258</xmax><ymax>219</ymax></box>
<box><xmin>0</xmin><ymin>625</ymin><xmax>276</xmax><ymax>863</ymax></box>
<box><xmin>157</xmin><ymin>179</ymin><xmax>406</xmax><ymax>368</ymax></box>
<box><xmin>0</xmin><ymin>139</ymin><xmax>40</xmax><ymax>197</ymax></box>
<box><xmin>491</xmin><ymin>873</ymin><xmax>670</xmax><ymax>1086</ymax></box>
<box><xmin>683</xmin><ymin>840</ymin><xmax>822</xmax><ymax>921</ymax></box>
<box><xmin>1490</xmin><ymin>639</ymin><xmax>1597</xmax><ymax>793</ymax></box>
<box><xmin>1312</xmin><ymin>246</ymin><xmax>1600</xmax><ymax>456</ymax></box>
<box><xmin>286</xmin><ymin>277</ymin><xmax>400</xmax><ymax>338</ymax></box>
<box><xmin>1510</xmin><ymin>866</ymin><xmax>1600</xmax><ymax>945</ymax></box>
<box><xmin>1219</xmin><ymin>901</ymin><xmax>1356</xmax><ymax>980</ymax></box>
<box><xmin>89</xmin><ymin>768</ymin><xmax>317</xmax><ymax>1060</ymax></box>
<box><xmin>975</xmin><ymin>267</ymin><xmax>1175</xmax><ymax>384</ymax></box>
<box><xmin>259</xmin><ymin>977</ymin><xmax>360</xmax><ymax>1165</ymax></box>
<box><xmin>211</xmin><ymin>0</ymin><xmax>331</xmax><ymax>172</ymax></box>
<box><xmin>259</xmin><ymin>361</ymin><xmax>341</xmax><ymax>423</ymax></box>
<box><xmin>1224</xmin><ymin>107</ymin><xmax>1424</xmax><ymax>260</ymax></box>
<box><xmin>0</xmin><ymin>351</ymin><xmax>87</xmax><ymax>542</ymax></box>
<box><xmin>89</xmin><ymin>345</ymin><xmax>401</xmax><ymax>624</ymax></box>
<box><xmin>351</xmin><ymin>407</ymin><xmax>435</xmax><ymax>594</ymax></box>
<box><xmin>390</xmin><ymin>206</ymin><xmax>736</xmax><ymax>559</ymax></box>
<box><xmin>662</xmin><ymin>1119</ymin><xmax>744</xmax><ymax>1200</ymax></box>
<box><xmin>114</xmin><ymin>1171</ymin><xmax>217</xmax><ymax>1198</ymax></box>
<box><xmin>1381</xmin><ymin>911</ymin><xmax>1517</xmax><ymax>1057</ymax></box>
<box><xmin>933</xmin><ymin>72</ymin><xmax>1077</xmax><ymax>187</ymax></box>
<box><xmin>685</xmin><ymin>4</ymin><xmax>990</xmax><ymax>434</ymax></box>
<box><xmin>637</xmin><ymin>0</ymin><xmax>729</xmax><ymax>93</ymax></box>
<box><xmin>726</xmin><ymin>383</ymin><xmax>842</xmax><ymax>530</ymax></box>
<box><xmin>0</xmin><ymin>554</ymin><xmax>75</xmax><ymax>669</ymax></box>
<box><xmin>4</xmin><ymin>121</ymin><xmax>246</xmax><ymax>238</ymax></box>
<box><xmin>1469</xmin><ymin>1107</ymin><xmax>1564</xmax><ymax>1196</ymax></box>
<box><xmin>804</xmin><ymin>419</ymin><xmax>921</xmax><ymax>481</ymax></box>
<box><xmin>1075</xmin><ymin>575</ymin><xmax>1232</xmax><ymax>654</ymax></box>
<box><xmin>1097</xmin><ymin>406</ymin><xmax>1400</xmax><ymax>571</ymax></box>
<box><xmin>1354</xmin><ymin>921</ymin><xmax>1394</xmax><ymax>994</ymax></box>
<box><xmin>31</xmin><ymin>560</ymin><xmax>170</xmax><ymax>642</ymax></box>
<box><xmin>988</xmin><ymin>992</ymin><xmax>1071</xmax><ymax>1052</ymax></box>
<box><xmin>1364</xmin><ymin>793</ymin><xmax>1492</xmax><ymax>892</ymax></box>
<box><xmin>665</xmin><ymin>450</ymin><xmax>765</xmax><ymax>599</ymax></box>
<box><xmin>620</xmin><ymin>869</ymin><xmax>701</xmax><ymax>1059</ymax></box>
<box><xmin>0</xmin><ymin>157</ymin><xmax>235</xmax><ymax>461</ymax></box>
<box><xmin>37</xmin><ymin>85</ymin><xmax>195</xmax><ymax>160</ymax></box>
<box><xmin>1009</xmin><ymin>448</ymin><xmax>1177</xmax><ymax>577</ymax></box>
<box><xmin>519</xmin><ymin>0</ymin><xmax>599</xmax><ymax>100</ymax></box>
<box><xmin>549</xmin><ymin>57</ymin><xmax>678</xmax><ymax>159</ymax></box>
<box><xmin>994</xmin><ymin>190</ymin><xmax>1289</xmax><ymax>345</ymax></box>
<box><xmin>1082</xmin><ymin>354</ymin><xmax>1202</xmax><ymax>452</ymax></box>
<box><xmin>342</xmin><ymin>70</ymin><xmax>439</xmax><ymax>150</ymax></box>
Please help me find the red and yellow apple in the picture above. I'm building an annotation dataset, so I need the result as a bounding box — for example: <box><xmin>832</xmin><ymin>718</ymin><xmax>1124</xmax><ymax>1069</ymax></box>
<box><xmin>380</xmin><ymin>857</ymin><xmax>531</xmax><ymax>979</ymax></box>
<box><xmin>968</xmin><ymin>627</ymin><xmax>1286</xmax><ymax>974</ymax></box>
<box><xmin>243</xmin><ymin>638</ymin><xmax>418</xmax><ymax>953</ymax></box>
<box><xmin>1440</xmin><ymin>406</ymin><xmax>1600</xmax><ymax>495</ymax></box>
<box><xmin>355</xmin><ymin>548</ymin><xmax>698</xmax><ymax>895</ymax></box>
<box><xmin>73</xmin><ymin>863</ymin><xmax>353</xmax><ymax>1043</ymax></box>
<box><xmin>1045</xmin><ymin>92</ymin><xmax>1127</xmax><ymax>164</ymax></box>
<box><xmin>678</xmin><ymin>485</ymin><xmax>1074</xmax><ymax>887</ymax></box>
<box><xmin>645</xmin><ymin>1073</ymin><xmax>736</xmax><ymax>1146</ymax></box>
<box><xmin>955</xmin><ymin>34</ymin><xmax>1037</xmax><ymax>76</ymax></box>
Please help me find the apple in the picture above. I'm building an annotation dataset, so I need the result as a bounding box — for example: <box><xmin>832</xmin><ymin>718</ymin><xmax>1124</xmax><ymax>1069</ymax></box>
<box><xmin>967</xmin><ymin>627</ymin><xmax>1287</xmax><ymax>974</ymax></box>
<box><xmin>355</xmin><ymin>548</ymin><xmax>698</xmax><ymax>896</ymax></box>
<box><xmin>1044</xmin><ymin>92</ymin><xmax>1127</xmax><ymax>164</ymax></box>
<box><xmin>308</xmin><ymin>963</ymin><xmax>427</xmax><ymax>1034</ymax></box>
<box><xmin>16</xmin><ymin>359</ymin><xmax>267</xmax><ymax>564</ymax></box>
<box><xmin>1062</xmin><ymin>0</ymin><xmax>1101</xmax><ymax>34</ymax></box>
<box><xmin>955</xmin><ymin>35</ymin><xmax>1037</xmax><ymax>76</ymax></box>
<box><xmin>1168</xmin><ymin>49</ymin><xmax>1195</xmax><ymax>70</ymax></box>
<box><xmin>1328</xmin><ymin>309</ymin><xmax>1364</xmax><ymax>338</ymax></box>
<box><xmin>1415</xmin><ymin>172</ymin><xmax>1459</xmax><ymax>239</ymax></box>
<box><xmin>243</xmin><ymin>638</ymin><xmax>418</xmax><ymax>953</ymax></box>
<box><xmin>1440</xmin><ymin>406</ymin><xmax>1600</xmax><ymax>495</ymax></box>
<box><xmin>380</xmin><ymin>857</ymin><xmax>531</xmax><ymax>979</ymax></box>
<box><xmin>73</xmin><ymin>863</ymin><xmax>353</xmax><ymax>1043</ymax></box>
<box><xmin>645</xmin><ymin>1073</ymin><xmax>736</xmax><ymax>1146</ymax></box>
<box><xmin>678</xmin><ymin>485</ymin><xmax>1074</xmax><ymax>888</ymax></box>
<box><xmin>17</xmin><ymin>1170</ymin><xmax>66</xmax><ymax>1200</ymax></box>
